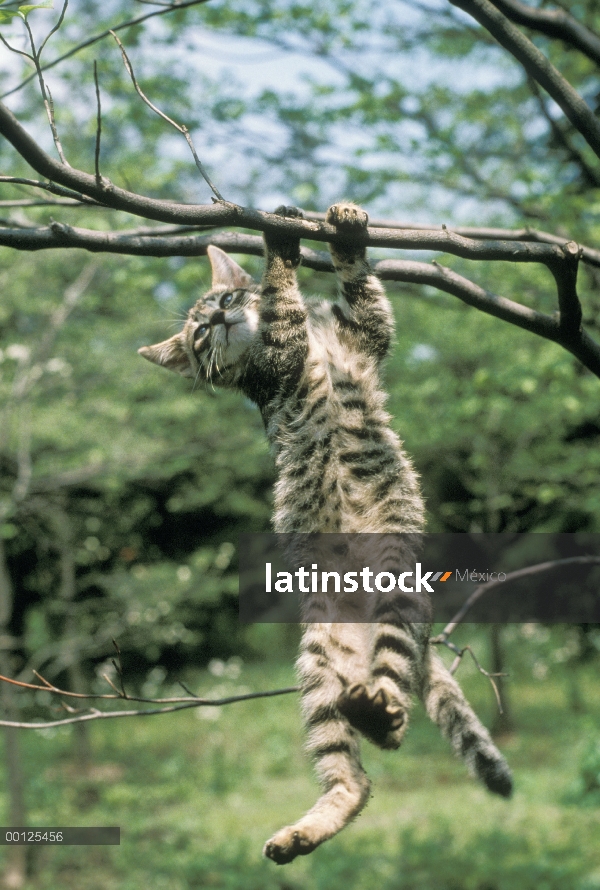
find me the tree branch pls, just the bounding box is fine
[0,222,598,373]
[0,178,101,207]
[490,0,600,67]
[527,77,600,190]
[449,0,600,159]
[93,60,102,186]
[109,30,224,201]
[431,556,600,640]
[0,0,215,101]
[434,639,506,711]
[0,670,300,729]
[22,0,71,166]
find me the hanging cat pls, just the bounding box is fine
[139,203,512,865]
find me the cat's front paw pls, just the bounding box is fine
[273,205,304,220]
[264,206,303,267]
[326,202,368,230]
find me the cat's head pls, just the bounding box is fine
[138,247,260,387]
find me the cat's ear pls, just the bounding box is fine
[138,335,194,378]
[207,245,254,289]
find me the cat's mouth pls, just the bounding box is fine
[197,319,253,381]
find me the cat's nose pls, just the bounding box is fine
[211,310,226,326]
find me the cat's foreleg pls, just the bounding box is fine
[250,207,309,395]
[264,623,371,865]
[326,202,394,362]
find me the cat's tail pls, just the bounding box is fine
[421,648,513,798]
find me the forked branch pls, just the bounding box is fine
[109,31,224,201]
[450,0,600,159]
[0,0,215,101]
[489,0,600,66]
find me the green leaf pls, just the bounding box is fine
[18,1,54,16]
[0,0,51,20]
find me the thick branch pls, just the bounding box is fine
[305,213,600,267]
[0,223,597,373]
[450,0,600,159]
[527,78,600,190]
[490,0,600,67]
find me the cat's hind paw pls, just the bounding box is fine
[326,202,368,229]
[338,682,406,750]
[263,826,319,865]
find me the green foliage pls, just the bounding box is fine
[0,0,52,25]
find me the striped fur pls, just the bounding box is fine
[139,202,512,865]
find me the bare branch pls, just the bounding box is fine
[0,670,300,729]
[0,176,101,205]
[109,30,224,201]
[0,220,598,373]
[431,556,600,640]
[434,638,506,712]
[527,78,600,190]
[38,0,69,58]
[1,0,215,101]
[490,0,600,67]
[305,212,600,266]
[450,0,600,159]
[22,10,70,165]
[0,198,85,208]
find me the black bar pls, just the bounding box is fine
[0,828,120,845]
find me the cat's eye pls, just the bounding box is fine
[194,324,209,341]
[220,293,234,308]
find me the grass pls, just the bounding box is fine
[1,643,599,890]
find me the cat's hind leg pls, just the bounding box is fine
[337,539,428,751]
[263,623,371,864]
[422,648,513,797]
[338,619,423,750]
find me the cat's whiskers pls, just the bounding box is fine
[192,362,204,393]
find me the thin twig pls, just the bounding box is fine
[0,32,31,61]
[0,199,86,208]
[430,555,600,640]
[0,690,302,730]
[0,176,101,205]
[38,0,69,58]
[111,639,127,698]
[93,60,102,186]
[1,0,214,101]
[0,671,300,706]
[22,9,70,166]
[0,669,300,729]
[109,30,224,201]
[434,638,506,712]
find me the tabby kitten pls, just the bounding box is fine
[139,203,512,865]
